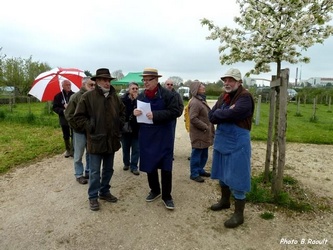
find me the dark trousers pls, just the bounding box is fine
[147,169,172,201]
[61,125,73,140]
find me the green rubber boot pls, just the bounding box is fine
[210,186,231,211]
[224,199,245,228]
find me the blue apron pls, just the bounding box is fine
[210,101,251,192]
[138,96,174,173]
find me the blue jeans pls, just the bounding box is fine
[190,148,208,178]
[73,132,90,178]
[88,152,115,200]
[121,134,139,171]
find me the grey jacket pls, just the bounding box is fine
[64,87,87,133]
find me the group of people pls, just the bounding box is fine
[52,67,254,229]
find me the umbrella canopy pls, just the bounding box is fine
[28,67,86,101]
[112,72,143,86]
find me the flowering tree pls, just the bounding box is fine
[201,0,333,77]
[201,0,333,196]
[167,76,183,86]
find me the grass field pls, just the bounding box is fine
[251,101,333,144]
[0,101,332,173]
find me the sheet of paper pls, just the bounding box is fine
[136,100,153,124]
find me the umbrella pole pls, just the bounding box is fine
[61,90,67,104]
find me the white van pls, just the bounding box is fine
[177,86,190,100]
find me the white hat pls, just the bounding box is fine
[221,68,242,82]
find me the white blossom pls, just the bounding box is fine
[201,0,333,76]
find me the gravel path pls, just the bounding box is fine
[1,110,332,250]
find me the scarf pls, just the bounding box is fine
[99,85,110,97]
[145,86,158,99]
[223,93,230,105]
[198,94,206,102]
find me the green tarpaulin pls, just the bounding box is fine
[112,72,143,85]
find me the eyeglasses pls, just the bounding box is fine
[88,83,95,87]
[141,77,156,83]
[166,84,173,86]
[131,87,138,90]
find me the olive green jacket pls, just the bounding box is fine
[73,85,126,154]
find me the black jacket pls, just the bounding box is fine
[121,93,140,136]
[137,84,181,125]
[52,90,74,126]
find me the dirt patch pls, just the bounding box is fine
[1,111,332,250]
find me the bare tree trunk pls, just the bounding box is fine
[9,98,13,112]
[296,96,301,116]
[274,69,289,196]
[312,97,317,121]
[271,87,279,193]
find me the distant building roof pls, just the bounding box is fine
[0,86,15,92]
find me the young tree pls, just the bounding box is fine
[201,0,333,195]
[112,70,124,80]
[2,56,51,96]
[201,0,333,77]
[23,57,51,95]
[0,47,6,85]
[166,76,184,86]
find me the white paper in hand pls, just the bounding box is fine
[136,100,153,124]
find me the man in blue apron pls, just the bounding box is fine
[209,68,254,228]
[133,68,181,210]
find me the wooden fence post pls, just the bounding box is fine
[255,95,261,125]
[329,96,332,112]
[264,76,278,183]
[311,97,317,121]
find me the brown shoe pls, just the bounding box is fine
[89,199,99,211]
[190,176,205,183]
[199,172,211,177]
[76,176,88,185]
[99,193,118,203]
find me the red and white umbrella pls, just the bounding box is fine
[28,67,86,102]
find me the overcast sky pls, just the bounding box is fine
[1,0,332,84]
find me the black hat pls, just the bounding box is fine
[91,68,116,81]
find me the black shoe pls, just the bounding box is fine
[200,172,211,177]
[99,193,118,203]
[76,176,88,184]
[64,150,71,158]
[163,199,175,210]
[190,176,205,183]
[146,192,161,202]
[84,172,89,179]
[187,157,191,161]
[131,169,140,175]
[89,199,99,211]
[123,165,129,171]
